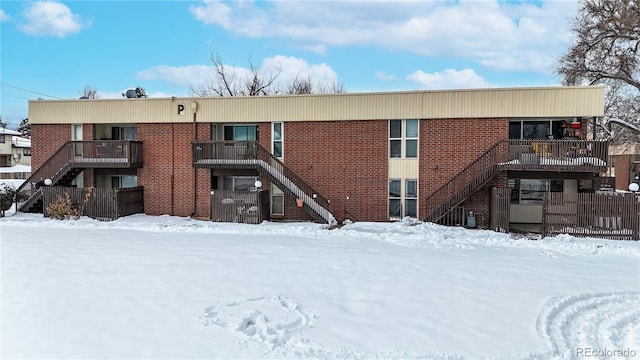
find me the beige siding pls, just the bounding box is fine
[0,136,12,155]
[388,159,420,179]
[29,86,605,125]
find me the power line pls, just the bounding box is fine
[0,82,64,99]
[0,92,31,100]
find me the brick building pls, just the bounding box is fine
[20,86,607,229]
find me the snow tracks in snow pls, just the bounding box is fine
[536,291,640,360]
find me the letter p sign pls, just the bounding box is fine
[177,104,186,115]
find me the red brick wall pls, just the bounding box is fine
[31,124,71,170]
[195,123,212,218]
[138,123,196,217]
[284,120,388,222]
[32,118,510,223]
[613,154,631,191]
[420,118,508,220]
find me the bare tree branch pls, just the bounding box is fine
[556,0,639,144]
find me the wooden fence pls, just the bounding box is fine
[211,190,269,224]
[42,186,144,221]
[542,192,639,240]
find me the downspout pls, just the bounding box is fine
[171,123,175,215]
[191,101,198,218]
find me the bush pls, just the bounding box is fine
[0,184,16,217]
[46,189,93,220]
[46,193,82,220]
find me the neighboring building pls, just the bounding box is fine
[22,86,607,229]
[0,127,31,167]
[610,144,640,191]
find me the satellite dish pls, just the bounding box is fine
[125,89,138,98]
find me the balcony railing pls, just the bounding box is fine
[193,140,336,225]
[503,139,608,172]
[15,140,143,212]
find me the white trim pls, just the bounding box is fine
[272,122,283,159]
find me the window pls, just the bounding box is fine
[405,179,417,218]
[389,120,402,158]
[405,119,418,158]
[0,135,4,144]
[112,126,137,140]
[223,176,258,191]
[389,178,418,219]
[224,125,257,141]
[271,184,284,216]
[272,122,283,158]
[72,124,83,141]
[23,148,31,156]
[389,119,418,158]
[509,179,563,204]
[389,179,401,218]
[509,119,574,140]
[111,175,137,189]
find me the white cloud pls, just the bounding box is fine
[137,55,339,92]
[0,9,10,22]
[18,1,90,37]
[406,69,493,90]
[137,65,217,87]
[262,55,338,83]
[188,0,580,73]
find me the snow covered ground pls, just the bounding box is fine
[1,211,639,359]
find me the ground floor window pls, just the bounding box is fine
[111,175,137,189]
[389,178,418,219]
[271,184,284,216]
[508,179,563,204]
[72,172,84,188]
[223,176,259,191]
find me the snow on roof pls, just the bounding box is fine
[12,136,31,148]
[0,164,31,173]
[0,128,21,136]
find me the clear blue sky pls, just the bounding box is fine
[0,0,580,128]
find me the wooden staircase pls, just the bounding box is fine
[193,141,337,227]
[15,141,143,213]
[424,141,507,223]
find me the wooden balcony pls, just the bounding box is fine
[71,140,144,168]
[502,139,608,172]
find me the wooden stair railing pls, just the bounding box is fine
[425,141,507,223]
[15,142,78,213]
[193,141,337,226]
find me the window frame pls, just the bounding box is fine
[272,122,283,159]
[271,184,284,216]
[389,119,419,158]
[223,125,257,141]
[388,178,418,220]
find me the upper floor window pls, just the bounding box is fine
[23,148,31,156]
[389,119,419,158]
[509,119,575,140]
[272,122,283,158]
[112,126,137,140]
[224,125,257,141]
[0,135,5,143]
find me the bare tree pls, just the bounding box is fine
[285,75,346,95]
[285,74,314,95]
[556,0,639,144]
[191,53,346,97]
[79,85,99,99]
[317,79,346,94]
[190,54,282,96]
